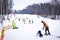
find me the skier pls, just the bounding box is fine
[41,21,51,35]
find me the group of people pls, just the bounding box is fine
[0,14,17,40]
[37,21,51,37]
[0,20,18,40]
[0,14,51,40]
[21,18,34,24]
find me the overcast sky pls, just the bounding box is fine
[13,0,51,10]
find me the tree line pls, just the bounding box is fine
[18,2,60,15]
[0,0,13,15]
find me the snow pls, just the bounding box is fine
[0,14,60,40]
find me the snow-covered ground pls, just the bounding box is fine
[0,14,60,40]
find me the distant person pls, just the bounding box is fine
[19,18,20,21]
[29,19,31,24]
[22,18,26,24]
[41,21,51,35]
[32,20,34,23]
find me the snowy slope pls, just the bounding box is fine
[1,14,60,40]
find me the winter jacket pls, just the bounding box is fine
[12,21,16,28]
[43,21,48,27]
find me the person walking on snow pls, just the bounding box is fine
[41,21,51,35]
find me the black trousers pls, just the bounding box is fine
[45,27,50,34]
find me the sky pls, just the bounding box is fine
[13,0,51,10]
